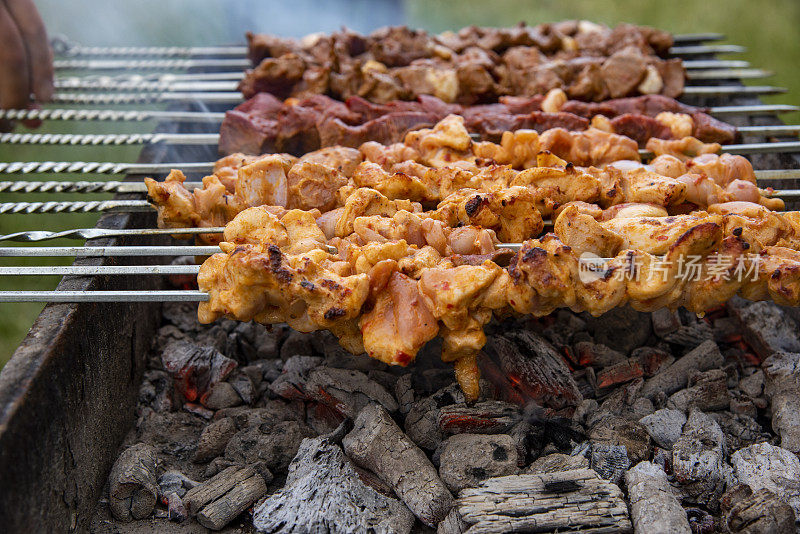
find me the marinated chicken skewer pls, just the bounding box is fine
[147,115,782,241]
[197,200,800,400]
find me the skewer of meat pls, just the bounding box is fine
[196,200,800,399]
[241,23,683,104]
[148,115,781,241]
[220,91,736,155]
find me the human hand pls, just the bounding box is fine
[0,0,53,131]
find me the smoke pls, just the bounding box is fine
[37,0,407,46]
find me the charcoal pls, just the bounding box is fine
[438,434,518,492]
[203,457,237,479]
[712,316,740,343]
[135,411,205,461]
[589,415,651,464]
[721,485,796,534]
[157,470,197,500]
[571,399,599,427]
[183,402,214,420]
[641,340,724,399]
[183,465,267,530]
[730,442,800,517]
[165,492,188,522]
[589,443,630,484]
[651,308,681,338]
[728,396,758,419]
[107,443,159,522]
[405,383,466,451]
[455,469,632,533]
[394,373,415,414]
[626,461,691,534]
[762,351,800,453]
[274,363,398,424]
[484,331,582,410]
[524,452,589,474]
[738,369,765,398]
[137,369,176,414]
[672,410,730,508]
[304,367,398,415]
[632,346,674,377]
[437,508,468,534]
[666,369,730,413]
[595,358,643,390]
[202,381,243,410]
[231,321,285,361]
[438,400,520,436]
[224,419,315,473]
[162,302,202,332]
[227,371,255,405]
[215,399,304,429]
[639,408,686,449]
[279,329,316,360]
[193,417,237,464]
[343,404,453,527]
[709,412,768,451]
[587,306,651,353]
[660,315,714,348]
[728,299,800,359]
[161,340,237,403]
[254,435,414,533]
[508,422,533,467]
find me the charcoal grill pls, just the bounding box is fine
[0,32,799,532]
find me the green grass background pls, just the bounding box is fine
[0,0,798,366]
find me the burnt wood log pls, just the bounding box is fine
[196,472,267,530]
[722,485,796,534]
[254,435,414,533]
[343,404,453,527]
[730,442,800,518]
[672,410,730,509]
[483,332,582,410]
[107,443,159,522]
[625,461,690,534]
[761,351,800,453]
[183,465,258,515]
[455,469,632,533]
[437,401,520,435]
[728,299,800,359]
[640,340,723,399]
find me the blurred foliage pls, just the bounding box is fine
[1,0,798,366]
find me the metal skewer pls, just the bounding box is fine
[54,58,251,71]
[0,186,797,216]
[55,44,250,57]
[0,265,202,276]
[50,41,735,59]
[54,79,240,92]
[0,180,203,194]
[671,33,725,43]
[0,108,225,123]
[669,44,746,55]
[0,132,219,146]
[40,85,788,107]
[3,103,797,125]
[0,245,220,256]
[682,85,786,96]
[49,92,244,105]
[686,69,772,80]
[0,227,225,242]
[0,161,214,176]
[0,290,210,302]
[5,131,800,155]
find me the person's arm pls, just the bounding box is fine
[0,0,53,129]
